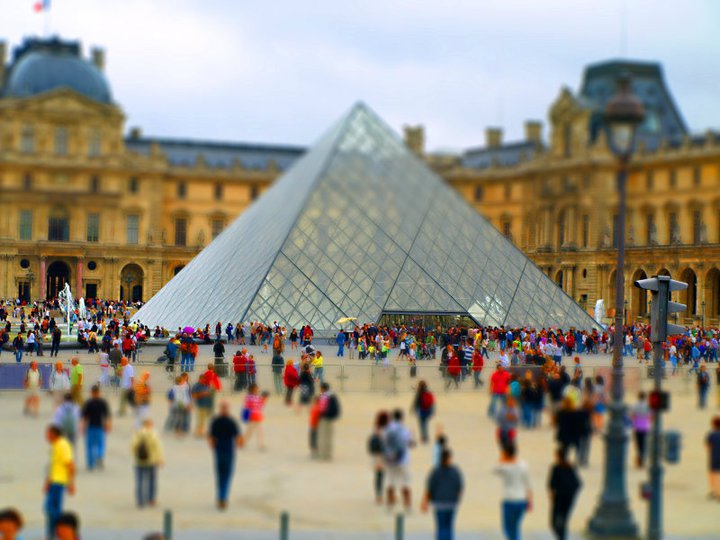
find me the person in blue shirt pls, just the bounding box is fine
[690,345,701,374]
[421,449,463,540]
[336,329,346,358]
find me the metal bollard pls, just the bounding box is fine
[279,511,289,540]
[163,509,173,540]
[395,513,404,540]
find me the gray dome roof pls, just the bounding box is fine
[3,38,112,104]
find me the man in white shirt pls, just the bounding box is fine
[118,357,134,416]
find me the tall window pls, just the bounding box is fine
[48,209,70,241]
[19,210,33,240]
[211,218,224,239]
[90,175,100,193]
[646,213,655,244]
[177,181,187,199]
[474,186,484,202]
[581,215,589,247]
[214,183,223,201]
[646,170,654,191]
[22,173,33,191]
[668,212,678,244]
[21,124,34,153]
[504,184,512,201]
[128,177,139,193]
[669,169,677,189]
[562,123,572,157]
[502,220,512,239]
[54,126,68,156]
[126,214,139,245]
[86,213,100,242]
[88,128,101,157]
[693,166,701,186]
[693,210,702,244]
[557,211,565,248]
[174,218,187,246]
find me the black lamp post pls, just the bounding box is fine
[26,270,35,302]
[588,74,645,538]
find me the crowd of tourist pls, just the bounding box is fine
[3,302,720,539]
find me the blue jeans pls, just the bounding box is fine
[521,402,534,428]
[502,500,527,540]
[15,349,23,362]
[434,508,456,540]
[136,466,156,506]
[488,393,506,418]
[699,387,708,409]
[418,409,432,443]
[45,483,65,539]
[623,344,632,357]
[215,451,235,503]
[337,344,344,357]
[86,426,105,469]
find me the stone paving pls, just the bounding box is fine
[0,345,718,539]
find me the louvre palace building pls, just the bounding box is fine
[1,36,718,327]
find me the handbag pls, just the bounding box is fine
[241,407,250,422]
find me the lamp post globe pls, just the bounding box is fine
[588,73,645,538]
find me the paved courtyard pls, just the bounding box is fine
[0,346,718,539]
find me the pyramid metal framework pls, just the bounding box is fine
[134,103,599,332]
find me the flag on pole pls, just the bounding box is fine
[33,0,50,12]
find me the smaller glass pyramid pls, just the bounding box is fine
[134,103,599,332]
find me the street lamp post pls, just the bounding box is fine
[624,299,628,326]
[124,275,134,302]
[701,300,706,329]
[588,74,645,538]
[26,270,35,303]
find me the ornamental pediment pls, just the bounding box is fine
[4,88,123,119]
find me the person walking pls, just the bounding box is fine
[271,351,284,395]
[23,360,42,416]
[412,381,435,444]
[50,362,71,405]
[283,360,299,406]
[421,448,464,540]
[383,409,416,511]
[232,349,248,392]
[630,391,651,468]
[51,326,62,357]
[316,382,341,460]
[698,364,711,409]
[134,371,152,428]
[209,401,244,509]
[130,419,163,508]
[53,394,80,448]
[44,424,75,540]
[706,415,720,499]
[81,385,111,471]
[547,447,582,540]
[336,329,346,357]
[494,442,532,540]
[368,410,389,504]
[118,357,135,417]
[12,332,24,363]
[192,374,215,438]
[488,364,510,418]
[242,384,269,451]
[69,358,84,405]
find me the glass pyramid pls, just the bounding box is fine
[134,103,599,332]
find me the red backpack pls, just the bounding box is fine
[420,391,434,411]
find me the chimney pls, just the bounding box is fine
[0,41,6,89]
[91,47,105,71]
[524,120,542,143]
[129,127,143,139]
[403,125,425,155]
[485,127,502,148]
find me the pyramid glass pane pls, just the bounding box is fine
[134,103,598,333]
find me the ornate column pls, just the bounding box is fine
[565,205,577,249]
[76,258,83,297]
[39,257,47,300]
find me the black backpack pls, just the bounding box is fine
[136,437,150,461]
[324,394,341,420]
[368,433,383,454]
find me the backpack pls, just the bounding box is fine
[368,433,383,455]
[420,391,434,412]
[324,394,341,420]
[136,436,150,461]
[383,426,406,465]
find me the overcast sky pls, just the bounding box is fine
[3,0,719,151]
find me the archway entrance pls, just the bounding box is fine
[631,269,648,318]
[680,268,697,316]
[555,270,564,291]
[47,261,71,299]
[705,268,720,320]
[120,264,144,302]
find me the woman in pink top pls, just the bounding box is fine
[242,384,268,450]
[630,391,651,468]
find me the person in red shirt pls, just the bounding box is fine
[446,349,461,389]
[203,364,222,392]
[472,349,485,388]
[488,364,511,417]
[232,350,248,392]
[283,360,299,406]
